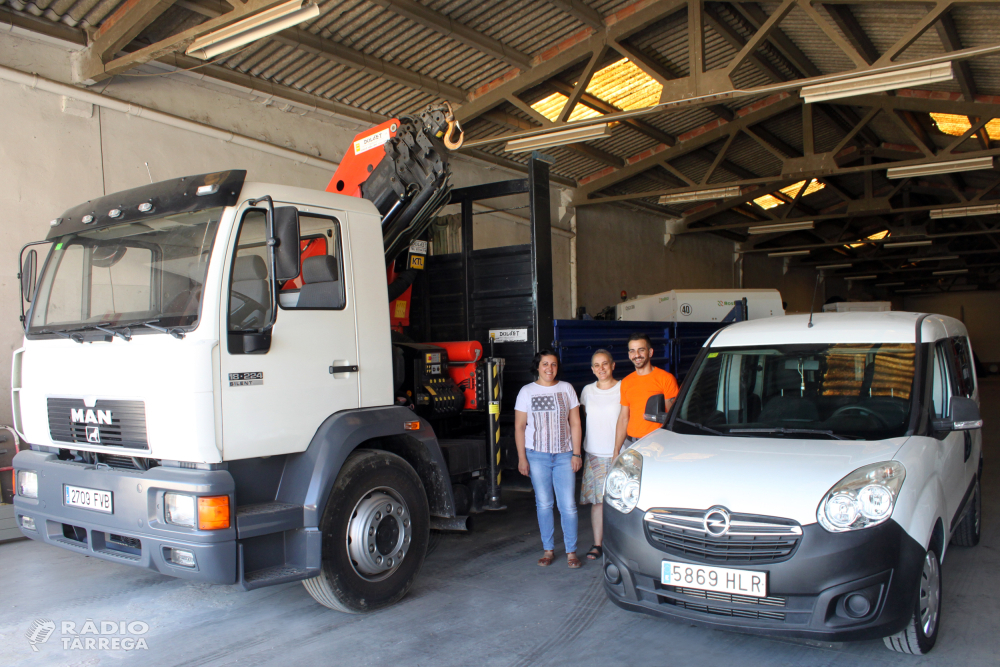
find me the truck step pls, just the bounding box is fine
[240,564,318,591]
[236,502,303,539]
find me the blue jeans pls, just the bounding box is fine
[526,450,578,553]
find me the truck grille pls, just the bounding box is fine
[47,398,149,450]
[644,508,802,564]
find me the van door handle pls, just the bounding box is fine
[329,365,359,374]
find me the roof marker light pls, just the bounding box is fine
[108,208,122,218]
[81,214,95,224]
[49,218,62,227]
[138,202,153,213]
[197,184,220,196]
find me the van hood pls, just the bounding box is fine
[630,431,908,526]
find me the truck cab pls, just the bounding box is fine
[12,169,460,612]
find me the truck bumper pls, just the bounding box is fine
[12,450,237,585]
[602,501,926,642]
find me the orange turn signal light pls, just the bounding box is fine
[198,495,230,530]
[403,420,421,431]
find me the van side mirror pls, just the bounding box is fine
[21,249,37,303]
[272,206,300,281]
[932,396,983,432]
[644,394,668,424]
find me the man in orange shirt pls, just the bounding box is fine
[613,333,679,457]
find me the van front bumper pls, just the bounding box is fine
[12,450,237,584]
[602,501,926,642]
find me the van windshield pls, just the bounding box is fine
[673,343,917,441]
[28,208,222,334]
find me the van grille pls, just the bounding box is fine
[47,398,148,450]
[644,508,802,564]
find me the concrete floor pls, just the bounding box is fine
[3,383,999,667]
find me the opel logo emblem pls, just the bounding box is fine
[703,507,731,536]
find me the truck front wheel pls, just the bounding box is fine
[303,450,429,613]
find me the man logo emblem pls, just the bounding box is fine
[86,426,101,444]
[703,507,731,536]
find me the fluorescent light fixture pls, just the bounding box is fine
[896,288,923,293]
[885,240,932,248]
[659,186,742,205]
[929,204,1000,219]
[933,268,969,275]
[768,250,811,257]
[505,123,611,152]
[747,221,815,235]
[876,282,905,287]
[886,156,995,179]
[908,255,958,262]
[847,275,878,280]
[801,63,953,103]
[817,263,852,269]
[186,0,320,60]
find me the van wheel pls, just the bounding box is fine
[303,450,429,613]
[951,478,981,547]
[883,549,941,655]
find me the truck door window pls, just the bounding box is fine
[228,210,273,332]
[278,214,346,310]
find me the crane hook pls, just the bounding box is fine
[442,101,464,150]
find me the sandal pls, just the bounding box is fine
[567,553,582,569]
[586,545,603,560]
[538,551,555,567]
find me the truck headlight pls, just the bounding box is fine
[818,461,905,532]
[606,450,643,514]
[165,493,196,528]
[17,470,38,498]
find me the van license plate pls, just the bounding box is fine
[661,561,767,597]
[65,485,113,513]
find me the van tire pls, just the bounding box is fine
[303,450,429,613]
[951,478,981,547]
[883,548,941,655]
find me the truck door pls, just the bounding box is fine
[219,206,359,459]
[928,341,968,524]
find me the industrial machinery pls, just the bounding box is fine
[10,102,545,614]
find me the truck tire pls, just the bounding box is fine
[883,548,941,655]
[951,477,981,547]
[303,449,429,613]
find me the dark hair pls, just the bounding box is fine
[531,349,559,377]
[628,333,652,348]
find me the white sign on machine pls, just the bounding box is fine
[615,289,784,322]
[490,329,528,343]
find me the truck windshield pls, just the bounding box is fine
[29,208,222,334]
[673,343,917,441]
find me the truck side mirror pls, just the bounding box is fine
[644,394,668,424]
[272,206,300,281]
[21,249,37,303]
[932,396,983,432]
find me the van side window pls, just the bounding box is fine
[950,336,975,398]
[930,342,955,419]
[228,210,272,332]
[278,214,345,310]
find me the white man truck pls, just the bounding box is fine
[11,105,512,613]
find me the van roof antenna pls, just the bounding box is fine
[145,162,153,184]
[808,272,821,328]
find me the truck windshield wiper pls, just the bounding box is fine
[728,427,849,440]
[674,418,728,437]
[40,328,83,344]
[132,319,185,339]
[91,324,132,341]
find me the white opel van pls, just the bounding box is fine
[602,312,983,655]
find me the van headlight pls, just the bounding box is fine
[606,450,643,514]
[818,461,905,532]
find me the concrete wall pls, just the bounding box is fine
[903,291,1000,364]
[576,205,738,316]
[0,32,572,431]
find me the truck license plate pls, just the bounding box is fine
[661,561,767,597]
[64,485,113,514]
